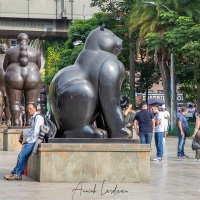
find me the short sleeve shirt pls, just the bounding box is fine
[177,112,189,133]
[163,110,170,125]
[154,112,165,132]
[135,109,154,133]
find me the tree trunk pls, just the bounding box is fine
[155,47,170,110]
[130,39,135,108]
[145,87,149,105]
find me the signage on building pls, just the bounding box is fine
[141,93,184,102]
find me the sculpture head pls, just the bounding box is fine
[18,33,29,43]
[0,43,8,54]
[85,24,122,56]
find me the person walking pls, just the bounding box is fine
[151,104,165,161]
[192,111,200,161]
[134,101,155,145]
[4,103,44,180]
[177,107,189,158]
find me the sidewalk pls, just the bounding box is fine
[0,137,200,200]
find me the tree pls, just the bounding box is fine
[165,17,200,107]
[129,2,179,112]
[42,39,65,85]
[135,58,161,103]
[128,0,200,128]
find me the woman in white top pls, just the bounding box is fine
[192,111,200,161]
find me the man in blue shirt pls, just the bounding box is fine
[134,102,155,145]
[4,103,44,180]
[177,107,189,158]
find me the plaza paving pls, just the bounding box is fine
[0,137,200,200]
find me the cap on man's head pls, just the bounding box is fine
[162,104,165,109]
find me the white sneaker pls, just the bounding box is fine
[151,157,162,161]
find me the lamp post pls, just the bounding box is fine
[143,2,174,130]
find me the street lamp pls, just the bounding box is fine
[143,2,174,130]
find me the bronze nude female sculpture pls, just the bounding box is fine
[3,33,42,126]
[49,25,132,138]
[0,44,11,125]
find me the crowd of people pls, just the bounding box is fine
[123,100,199,161]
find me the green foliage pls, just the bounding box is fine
[42,40,65,85]
[135,59,161,93]
[145,32,163,51]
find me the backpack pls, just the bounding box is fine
[34,114,57,142]
[43,117,57,139]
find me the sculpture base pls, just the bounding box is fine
[3,126,31,151]
[48,138,140,143]
[28,141,150,183]
[0,126,7,147]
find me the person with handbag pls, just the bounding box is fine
[177,107,189,158]
[192,111,200,161]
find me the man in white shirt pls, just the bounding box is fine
[161,104,170,146]
[4,103,44,180]
[151,104,165,161]
[162,104,170,138]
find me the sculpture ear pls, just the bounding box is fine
[100,24,105,31]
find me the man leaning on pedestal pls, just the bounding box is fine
[4,103,44,180]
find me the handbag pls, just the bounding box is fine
[192,139,200,150]
[182,127,190,137]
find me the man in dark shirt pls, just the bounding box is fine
[177,107,189,158]
[134,102,155,145]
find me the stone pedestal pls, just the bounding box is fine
[28,140,150,183]
[3,126,30,152]
[0,126,7,148]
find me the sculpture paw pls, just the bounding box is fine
[120,127,132,139]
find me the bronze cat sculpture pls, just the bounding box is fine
[49,25,132,138]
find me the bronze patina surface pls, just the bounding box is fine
[3,33,42,126]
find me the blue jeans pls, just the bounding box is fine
[177,134,186,157]
[139,132,152,145]
[11,143,35,176]
[155,132,164,158]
